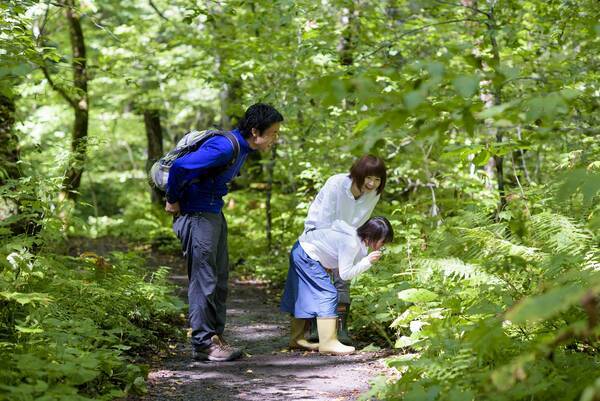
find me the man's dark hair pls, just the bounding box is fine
[349,155,387,195]
[357,216,394,245]
[238,103,284,138]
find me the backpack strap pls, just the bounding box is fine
[220,131,241,167]
[187,130,241,186]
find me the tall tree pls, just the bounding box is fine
[0,95,20,185]
[40,0,89,200]
[143,109,164,205]
[0,0,49,236]
[0,0,39,184]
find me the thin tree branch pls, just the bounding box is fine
[84,14,122,42]
[149,0,170,21]
[40,64,77,108]
[35,0,76,108]
[358,18,486,61]
[35,1,51,46]
[510,152,530,215]
[499,76,547,88]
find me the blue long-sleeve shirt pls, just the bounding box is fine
[165,129,253,214]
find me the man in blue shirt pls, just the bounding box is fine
[165,103,283,361]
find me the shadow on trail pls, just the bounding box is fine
[67,238,393,400]
[124,248,394,401]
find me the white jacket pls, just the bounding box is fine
[299,220,371,281]
[304,173,379,231]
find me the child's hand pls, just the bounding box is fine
[368,251,382,263]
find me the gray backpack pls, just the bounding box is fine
[150,129,240,192]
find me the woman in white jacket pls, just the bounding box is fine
[280,217,394,355]
[305,154,387,345]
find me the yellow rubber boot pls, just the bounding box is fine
[289,318,319,351]
[317,317,355,355]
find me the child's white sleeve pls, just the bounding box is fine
[338,241,371,281]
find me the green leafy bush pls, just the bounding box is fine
[1,206,184,401]
[357,171,600,401]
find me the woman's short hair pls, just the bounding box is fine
[357,216,394,244]
[349,155,387,195]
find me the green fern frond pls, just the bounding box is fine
[422,348,479,384]
[455,227,543,262]
[447,210,493,228]
[583,250,600,271]
[416,257,502,286]
[530,212,591,256]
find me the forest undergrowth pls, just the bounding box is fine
[2,1,600,400]
[1,150,599,401]
[0,179,186,400]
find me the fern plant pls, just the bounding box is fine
[359,177,600,401]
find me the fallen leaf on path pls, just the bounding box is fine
[360,343,382,352]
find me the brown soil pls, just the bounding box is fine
[71,237,396,401]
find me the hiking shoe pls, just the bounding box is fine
[192,336,242,362]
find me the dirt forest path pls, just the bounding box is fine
[131,246,396,401]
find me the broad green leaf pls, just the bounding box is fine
[353,117,377,134]
[453,75,479,98]
[0,292,51,305]
[559,88,581,100]
[426,61,445,77]
[394,335,422,348]
[398,288,438,303]
[359,343,381,352]
[472,150,490,166]
[442,144,483,158]
[386,353,420,368]
[497,65,520,81]
[462,107,476,135]
[557,169,600,207]
[506,283,587,323]
[476,101,517,119]
[15,325,44,334]
[404,91,425,110]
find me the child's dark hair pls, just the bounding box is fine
[349,155,387,195]
[238,103,284,138]
[357,216,394,244]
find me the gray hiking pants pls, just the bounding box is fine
[173,212,228,349]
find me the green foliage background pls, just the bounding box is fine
[1,0,599,400]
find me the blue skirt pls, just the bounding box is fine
[280,241,338,318]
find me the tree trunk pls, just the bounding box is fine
[144,109,164,205]
[0,94,41,236]
[0,95,20,184]
[338,1,358,68]
[486,6,506,213]
[0,94,20,231]
[338,1,359,109]
[60,0,89,200]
